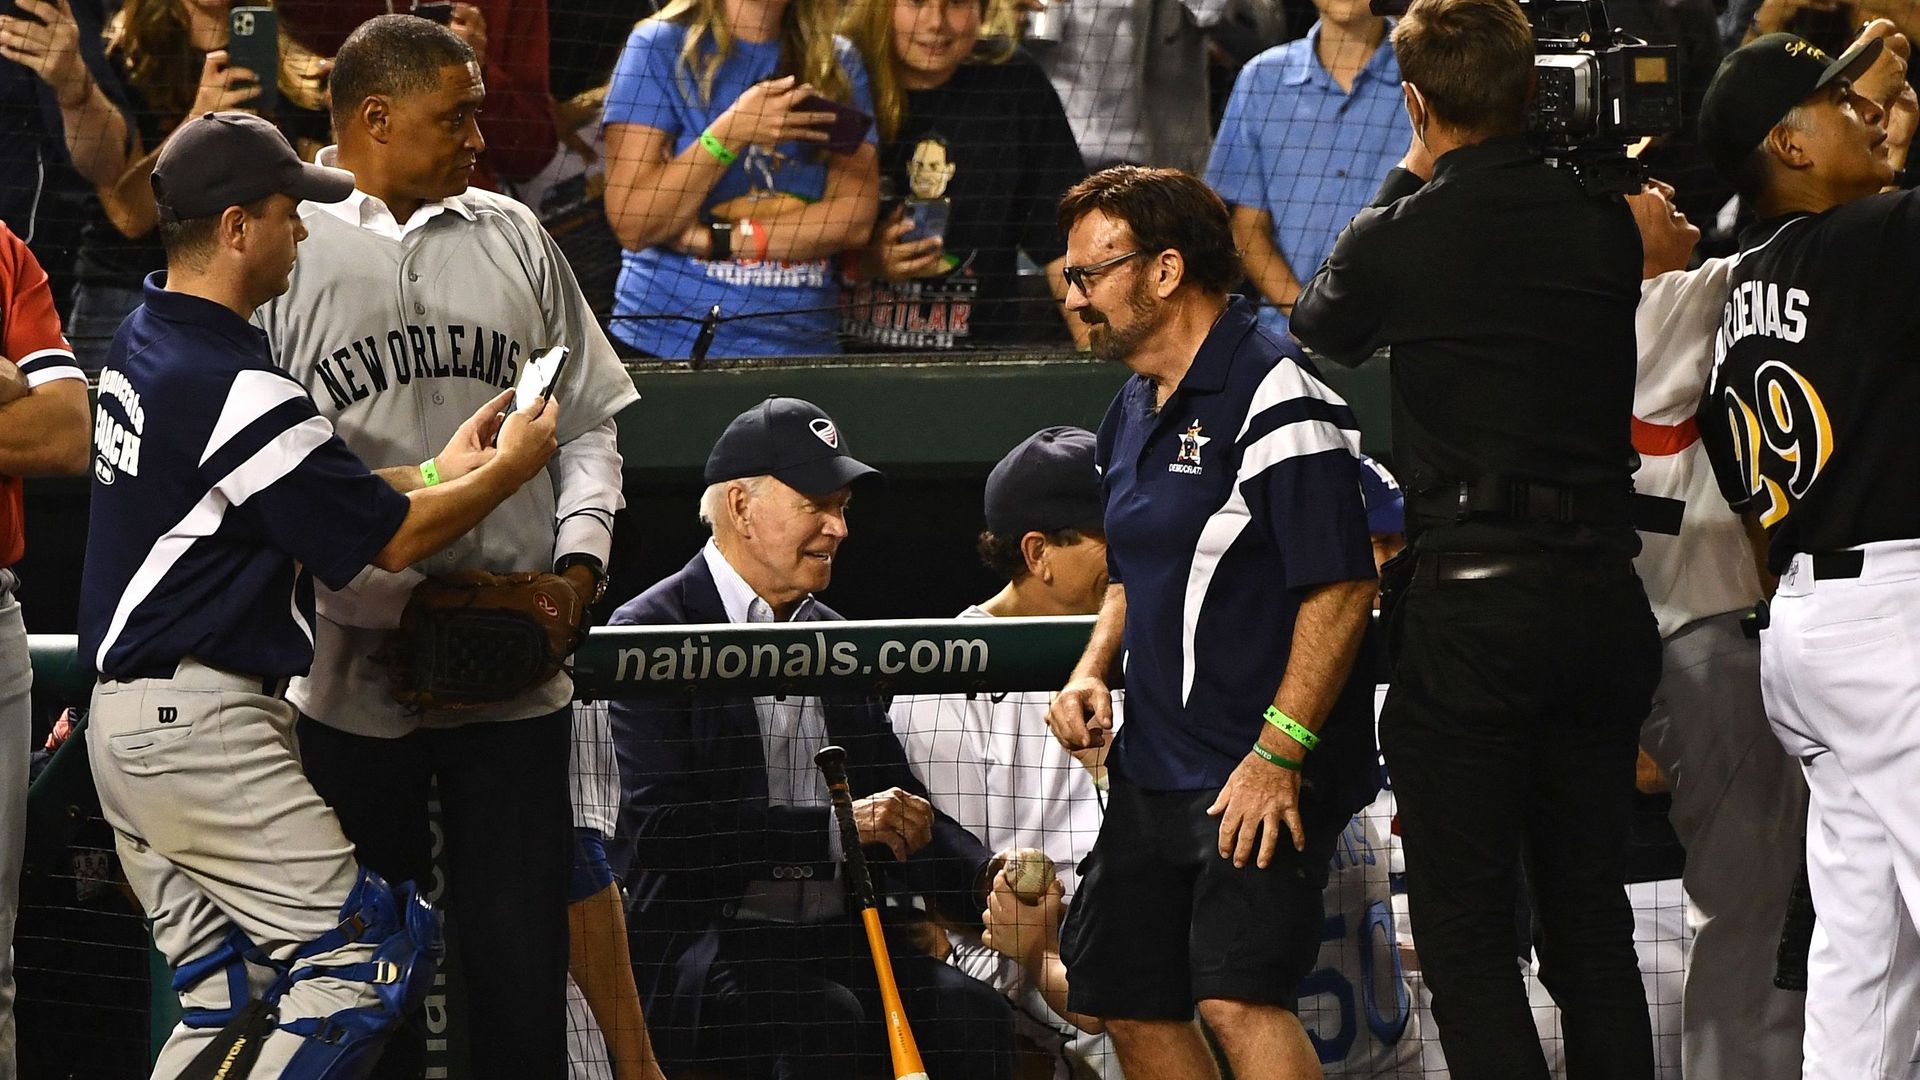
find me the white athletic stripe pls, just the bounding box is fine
[1178,361,1362,707]
[17,348,82,388]
[290,564,313,647]
[96,417,334,669]
[200,370,310,467]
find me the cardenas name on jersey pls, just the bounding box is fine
[308,322,529,412]
[1716,278,1810,358]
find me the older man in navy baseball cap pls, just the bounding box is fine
[605,400,1015,1078]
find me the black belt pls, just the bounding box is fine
[1408,478,1634,528]
[1412,551,1638,585]
[1809,550,1864,580]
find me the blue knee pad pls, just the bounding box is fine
[171,868,441,1080]
[274,867,443,1080]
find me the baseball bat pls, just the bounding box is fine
[814,745,930,1080]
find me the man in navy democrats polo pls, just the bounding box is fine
[1046,166,1380,1080]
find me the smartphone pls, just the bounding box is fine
[498,346,569,442]
[410,0,455,24]
[796,94,872,156]
[226,6,278,112]
[902,197,951,244]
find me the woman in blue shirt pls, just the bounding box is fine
[602,0,880,359]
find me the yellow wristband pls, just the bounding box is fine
[1263,706,1319,751]
[419,458,442,487]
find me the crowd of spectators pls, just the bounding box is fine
[0,0,1744,363]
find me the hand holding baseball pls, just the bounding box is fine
[981,870,1064,966]
[991,846,1059,905]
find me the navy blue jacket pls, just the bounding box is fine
[607,552,993,1012]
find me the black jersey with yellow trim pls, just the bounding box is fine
[1699,189,1920,573]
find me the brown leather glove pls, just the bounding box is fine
[384,570,586,711]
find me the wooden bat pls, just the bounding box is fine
[815,745,930,1080]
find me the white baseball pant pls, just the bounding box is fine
[87,660,388,1078]
[1762,539,1920,1079]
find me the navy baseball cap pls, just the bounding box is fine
[151,112,356,224]
[985,426,1104,537]
[705,397,882,495]
[1699,33,1885,178]
[1358,455,1405,536]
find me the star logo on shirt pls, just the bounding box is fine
[1176,420,1210,466]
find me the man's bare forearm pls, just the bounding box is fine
[1070,583,1127,682]
[1270,578,1375,733]
[0,381,89,477]
[1229,205,1303,314]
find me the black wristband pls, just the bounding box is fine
[554,553,608,608]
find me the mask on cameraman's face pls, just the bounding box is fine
[1404,83,1433,148]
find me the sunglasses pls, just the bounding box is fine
[1061,250,1144,295]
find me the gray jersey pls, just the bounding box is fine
[255,182,639,735]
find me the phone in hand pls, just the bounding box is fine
[496,346,569,444]
[226,6,278,112]
[901,197,951,244]
[410,0,455,24]
[796,93,871,156]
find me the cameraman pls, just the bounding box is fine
[1290,0,1662,1075]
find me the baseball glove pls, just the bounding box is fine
[385,570,587,711]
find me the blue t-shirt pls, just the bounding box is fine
[1097,298,1377,798]
[1204,24,1406,338]
[80,276,411,679]
[603,20,876,360]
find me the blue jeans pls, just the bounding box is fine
[66,283,144,367]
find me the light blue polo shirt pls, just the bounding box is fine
[1205,24,1407,337]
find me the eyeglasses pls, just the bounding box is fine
[1061,250,1144,295]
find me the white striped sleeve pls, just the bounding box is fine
[17,348,83,388]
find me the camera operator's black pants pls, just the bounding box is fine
[1380,554,1661,1079]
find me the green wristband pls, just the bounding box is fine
[698,130,738,166]
[1251,742,1302,772]
[1264,706,1319,751]
[419,458,442,487]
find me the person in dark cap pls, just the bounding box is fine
[605,397,1015,1080]
[894,425,1117,1075]
[77,110,562,1076]
[1693,24,1920,1080]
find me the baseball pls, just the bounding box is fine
[1000,847,1056,905]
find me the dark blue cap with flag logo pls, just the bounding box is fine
[704,396,882,495]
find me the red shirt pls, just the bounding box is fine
[277,1,559,183]
[0,223,83,568]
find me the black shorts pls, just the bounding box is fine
[1059,771,1343,1020]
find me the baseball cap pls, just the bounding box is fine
[1699,33,1885,178]
[704,397,883,495]
[151,112,356,224]
[984,426,1103,538]
[1358,455,1405,536]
